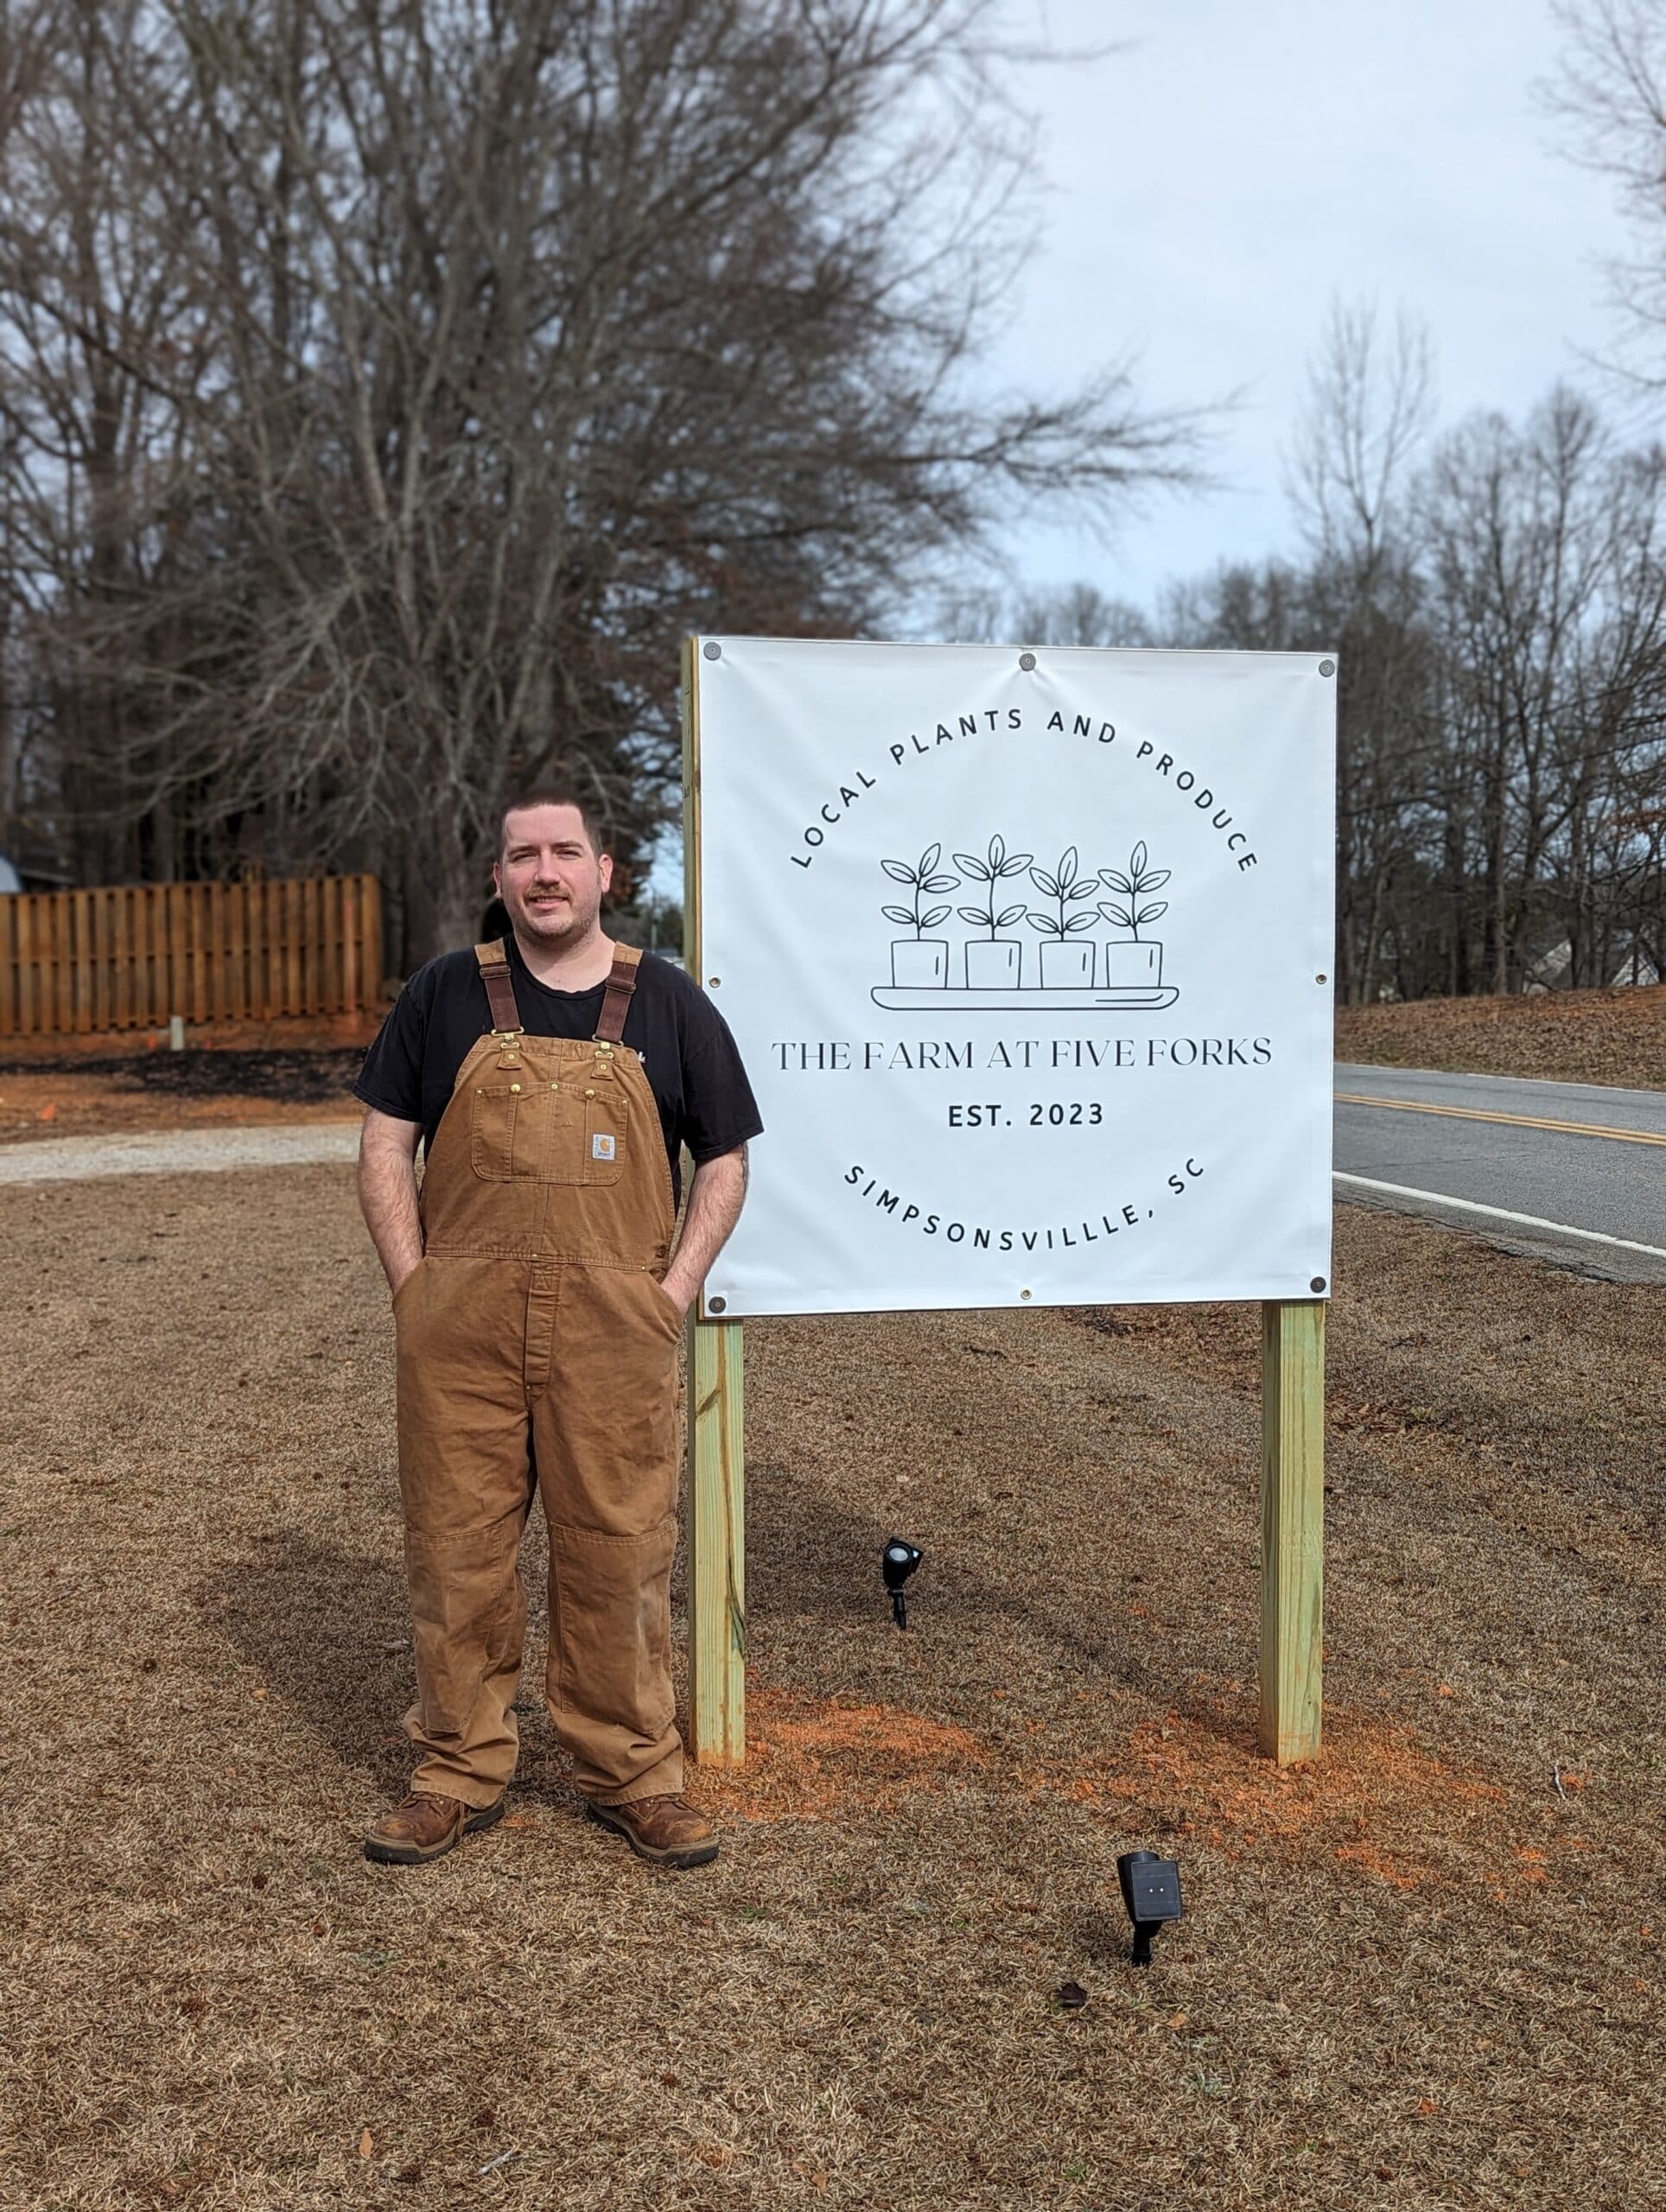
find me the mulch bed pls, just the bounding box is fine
[1337,984,1666,1090]
[0,1050,366,1145]
[0,1170,1659,2209]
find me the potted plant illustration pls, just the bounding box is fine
[881,843,958,987]
[955,834,1033,988]
[1027,845,1099,987]
[1097,842,1170,988]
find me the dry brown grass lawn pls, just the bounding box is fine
[1,1170,1661,2209]
[1337,983,1666,1090]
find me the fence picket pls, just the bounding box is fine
[0,893,15,1033]
[341,877,359,1016]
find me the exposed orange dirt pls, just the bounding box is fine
[704,1687,1575,1908]
[0,1077,361,1142]
[0,1027,371,1143]
[703,1691,989,1821]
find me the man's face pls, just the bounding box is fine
[494,804,613,950]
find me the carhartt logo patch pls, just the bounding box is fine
[592,1133,617,1161]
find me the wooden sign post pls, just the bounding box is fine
[687,1319,746,1764]
[1259,1299,1325,1764]
[679,635,1327,1771]
[682,637,747,1765]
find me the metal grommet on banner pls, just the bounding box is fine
[1020,1288,1032,1300]
[1319,658,1336,677]
[703,640,722,660]
[1019,651,1037,671]
[708,1296,728,1314]
[1310,1277,1327,1294]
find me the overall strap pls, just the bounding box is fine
[595,942,643,1043]
[474,940,523,1034]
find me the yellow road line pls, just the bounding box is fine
[1335,1093,1666,1148]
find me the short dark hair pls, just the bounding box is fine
[498,788,608,859]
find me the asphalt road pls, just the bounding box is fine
[1334,1062,1666,1285]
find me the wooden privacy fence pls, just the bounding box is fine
[0,874,384,1039]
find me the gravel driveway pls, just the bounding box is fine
[0,1121,359,1183]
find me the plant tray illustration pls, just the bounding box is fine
[873,838,1180,1013]
[871,982,1180,1011]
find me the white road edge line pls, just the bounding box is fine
[1333,1172,1666,1262]
[1336,1065,1666,1104]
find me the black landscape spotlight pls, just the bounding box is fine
[1116,1850,1184,1967]
[881,1538,923,1629]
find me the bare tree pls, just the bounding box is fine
[0,0,1205,961]
[1280,299,1438,1001]
[934,577,1151,647]
[1031,358,1666,1003]
[1544,0,1666,388]
[1285,296,1434,571]
[1423,394,1629,991]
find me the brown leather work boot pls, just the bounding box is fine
[587,1793,719,1869]
[363,1790,505,1866]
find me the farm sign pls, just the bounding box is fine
[691,639,1336,1317]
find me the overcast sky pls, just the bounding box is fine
[652,0,1638,894]
[975,0,1636,608]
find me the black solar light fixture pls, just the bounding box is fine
[881,1538,923,1629]
[1116,1850,1184,1967]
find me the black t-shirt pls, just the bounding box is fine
[353,938,761,1202]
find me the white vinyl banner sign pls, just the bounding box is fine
[695,639,1335,1317]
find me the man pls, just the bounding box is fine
[353,793,760,1870]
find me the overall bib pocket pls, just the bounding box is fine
[469,1084,542,1180]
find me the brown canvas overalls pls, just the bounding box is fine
[391,939,684,1809]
